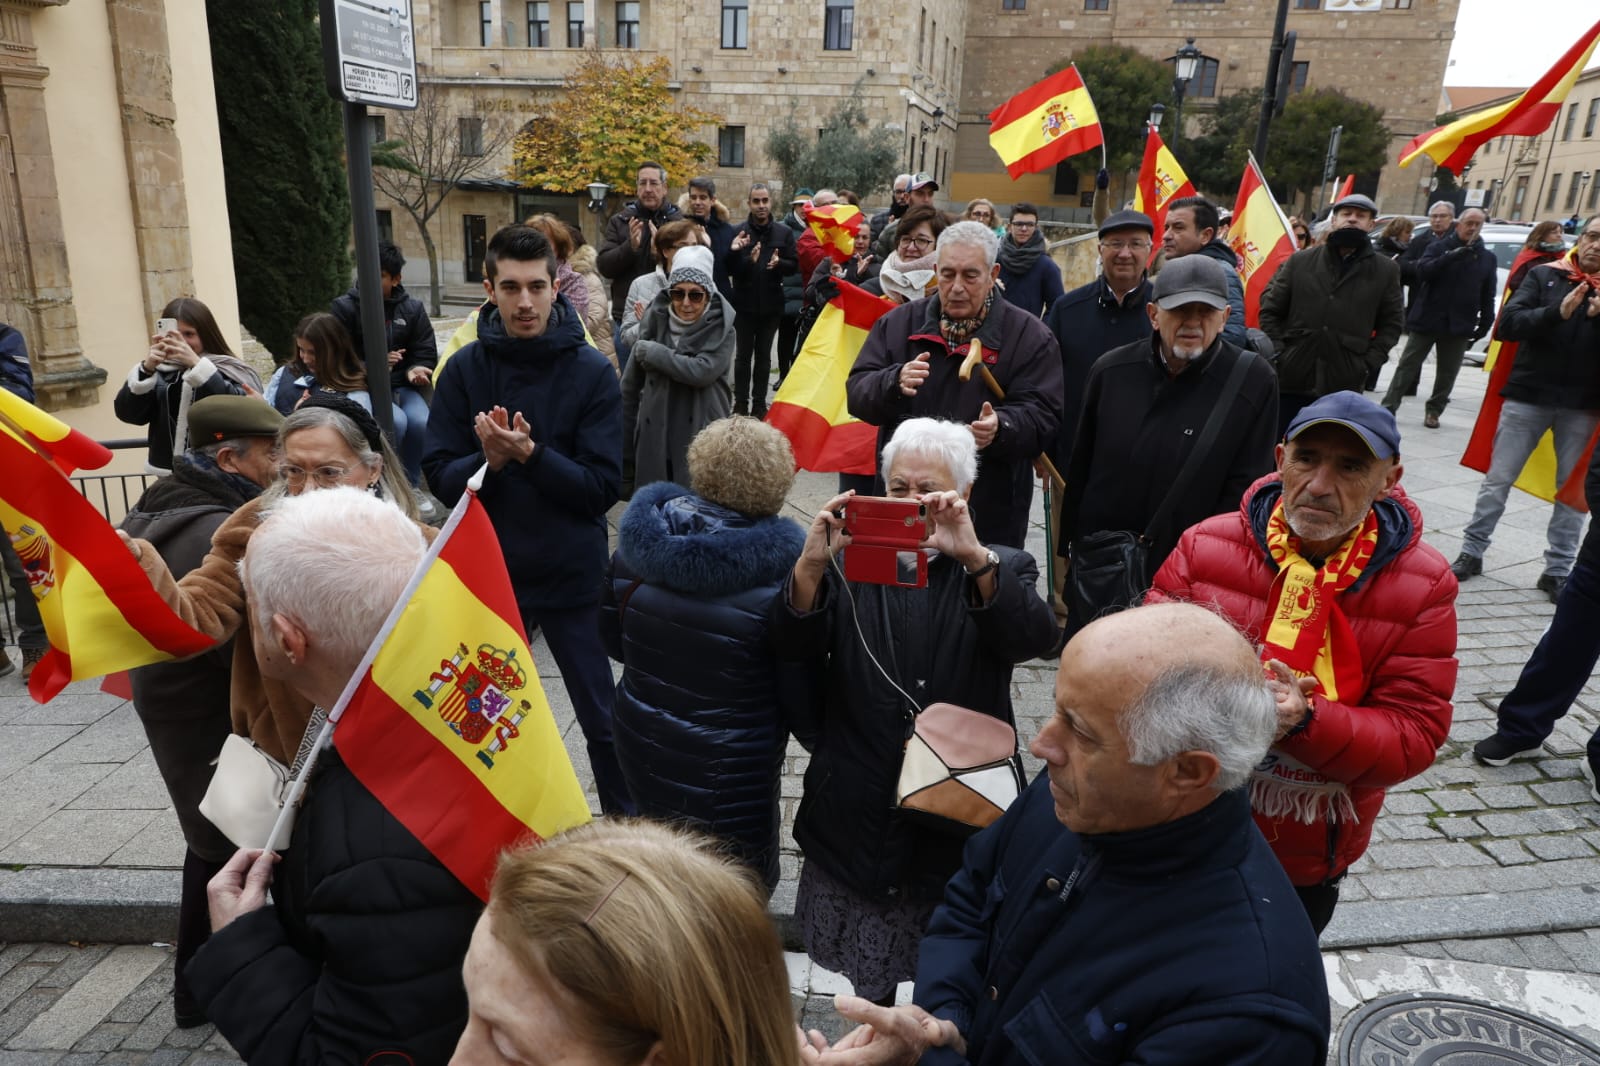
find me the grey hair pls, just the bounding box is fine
[893,173,911,190]
[937,221,1001,270]
[192,436,257,462]
[881,417,979,494]
[1120,664,1277,792]
[240,486,427,667]
[1427,201,1456,216]
[259,404,419,522]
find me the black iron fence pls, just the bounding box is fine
[3,439,153,652]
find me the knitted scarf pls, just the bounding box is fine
[878,249,937,304]
[996,228,1046,278]
[940,287,996,350]
[1249,501,1380,826]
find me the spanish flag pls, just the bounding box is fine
[1462,249,1598,512]
[1400,18,1600,171]
[1333,174,1355,201]
[988,65,1103,180]
[1132,126,1195,267]
[1229,153,1297,329]
[332,477,591,899]
[766,280,892,475]
[805,203,864,264]
[0,392,214,701]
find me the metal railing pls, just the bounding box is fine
[3,439,154,651]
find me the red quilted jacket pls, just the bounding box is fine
[1148,473,1458,885]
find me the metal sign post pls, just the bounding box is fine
[318,0,419,442]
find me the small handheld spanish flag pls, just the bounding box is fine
[804,203,864,264]
[988,65,1104,180]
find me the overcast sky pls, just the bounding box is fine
[1445,0,1600,87]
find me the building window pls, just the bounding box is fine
[1569,172,1587,210]
[1290,61,1309,93]
[1547,175,1563,211]
[1171,0,1222,4]
[1589,176,1600,211]
[479,1,493,45]
[1294,0,1319,7]
[376,209,394,247]
[566,1,584,45]
[614,0,639,46]
[1382,0,1412,8]
[718,126,745,167]
[1186,56,1220,97]
[1005,0,1027,9]
[918,8,925,66]
[1564,102,1580,141]
[930,19,938,71]
[527,2,550,45]
[1053,164,1080,196]
[721,0,747,47]
[1082,0,1107,8]
[1586,98,1600,138]
[459,117,485,157]
[367,115,387,143]
[824,0,853,50]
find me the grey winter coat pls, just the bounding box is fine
[621,291,736,494]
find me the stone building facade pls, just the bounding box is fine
[0,0,238,434]
[1464,69,1600,225]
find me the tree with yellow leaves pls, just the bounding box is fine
[510,51,721,196]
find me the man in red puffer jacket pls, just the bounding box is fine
[1148,391,1458,936]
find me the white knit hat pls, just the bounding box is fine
[668,245,716,291]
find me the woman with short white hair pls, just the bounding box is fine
[773,417,1057,1005]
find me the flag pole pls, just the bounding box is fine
[258,463,491,852]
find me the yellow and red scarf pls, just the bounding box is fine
[1251,500,1380,825]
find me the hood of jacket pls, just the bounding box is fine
[618,482,804,597]
[1242,473,1419,593]
[676,193,731,226]
[569,243,602,279]
[475,293,589,362]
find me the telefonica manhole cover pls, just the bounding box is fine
[1340,994,1600,1065]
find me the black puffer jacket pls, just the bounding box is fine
[770,551,1057,903]
[600,483,806,890]
[1497,260,1600,410]
[330,283,438,391]
[598,200,684,313]
[186,750,483,1064]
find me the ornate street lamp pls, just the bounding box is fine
[586,181,611,214]
[1171,38,1202,148]
[1148,102,1166,133]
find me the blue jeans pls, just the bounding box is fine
[613,319,631,373]
[524,604,635,816]
[391,386,430,488]
[1460,399,1599,577]
[1492,518,1600,779]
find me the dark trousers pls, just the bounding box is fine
[734,312,781,414]
[777,313,801,382]
[523,604,634,815]
[1,527,46,649]
[1381,332,1470,418]
[1491,520,1600,777]
[173,849,225,1019]
[612,319,631,373]
[1294,879,1341,937]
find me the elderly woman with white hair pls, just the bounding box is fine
[187,488,481,1063]
[772,417,1057,1006]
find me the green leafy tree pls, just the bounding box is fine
[766,83,903,196]
[1049,45,1175,174]
[511,51,720,196]
[206,0,351,363]
[1265,89,1390,202]
[1184,90,1262,199]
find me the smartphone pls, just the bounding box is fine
[155,317,179,335]
[841,497,931,588]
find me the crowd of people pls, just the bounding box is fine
[9,161,1600,1065]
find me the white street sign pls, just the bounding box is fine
[323,0,418,111]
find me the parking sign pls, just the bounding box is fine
[320,0,418,111]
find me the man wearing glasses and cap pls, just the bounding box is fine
[875,172,941,259]
[1149,390,1458,934]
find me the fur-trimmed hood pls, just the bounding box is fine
[618,481,803,597]
[677,193,732,224]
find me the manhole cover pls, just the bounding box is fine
[1340,993,1600,1065]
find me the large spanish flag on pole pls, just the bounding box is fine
[0,389,214,702]
[988,65,1104,180]
[804,203,864,263]
[766,280,892,475]
[1132,126,1195,267]
[325,472,591,898]
[1400,18,1600,170]
[1229,153,1298,329]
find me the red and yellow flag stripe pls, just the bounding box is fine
[805,203,864,264]
[0,387,112,476]
[988,65,1104,180]
[1229,153,1297,329]
[1132,127,1195,267]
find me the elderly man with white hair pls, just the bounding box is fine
[803,603,1331,1066]
[773,417,1057,1009]
[187,487,482,1064]
[848,220,1064,549]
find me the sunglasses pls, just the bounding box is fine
[668,288,707,305]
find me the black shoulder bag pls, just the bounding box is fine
[1067,350,1253,627]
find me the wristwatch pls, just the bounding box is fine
[966,547,1000,578]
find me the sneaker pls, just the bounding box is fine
[1536,573,1567,604]
[1471,733,1543,766]
[19,647,44,680]
[1423,412,1440,429]
[1450,553,1483,581]
[412,488,438,520]
[0,653,13,679]
[1583,760,1600,804]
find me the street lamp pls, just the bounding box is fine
[1170,37,1202,147]
[1148,102,1166,132]
[586,181,611,214]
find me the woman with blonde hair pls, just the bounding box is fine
[450,819,801,1066]
[962,197,1004,238]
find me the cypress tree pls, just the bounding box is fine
[206,0,351,362]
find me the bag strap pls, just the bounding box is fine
[1143,348,1254,545]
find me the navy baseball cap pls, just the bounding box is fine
[1284,391,1400,460]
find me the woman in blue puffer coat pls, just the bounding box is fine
[600,416,806,892]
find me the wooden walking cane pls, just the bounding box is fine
[956,340,1066,489]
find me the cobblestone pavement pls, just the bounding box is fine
[4,358,1600,1057]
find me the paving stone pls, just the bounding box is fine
[1428,790,1486,813]
[1380,792,1435,815]
[0,989,59,1042]
[1517,933,1579,971]
[1552,929,1600,971]
[14,947,166,1050]
[1482,839,1537,865]
[73,1021,136,1051]
[1524,834,1597,861]
[1438,937,1533,967]
[1474,784,1538,809]
[1432,815,1484,840]
[27,949,69,966]
[104,971,167,1025]
[1475,811,1544,837]
[0,964,53,1013]
[1420,841,1495,867]
[1531,778,1597,804]
[35,947,113,992]
[1383,817,1443,841]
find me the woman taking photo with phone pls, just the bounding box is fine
[115,297,263,474]
[265,312,374,416]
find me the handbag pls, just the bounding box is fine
[198,734,296,851]
[896,702,1025,837]
[1067,349,1254,626]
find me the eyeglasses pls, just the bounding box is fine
[279,463,356,488]
[1100,240,1150,254]
[1579,231,1600,244]
[1010,220,1038,231]
[898,235,936,251]
[1294,231,1311,244]
[668,288,708,305]
[971,212,992,222]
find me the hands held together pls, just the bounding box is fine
[797,996,966,1066]
[475,405,536,471]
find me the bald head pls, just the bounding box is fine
[1071,602,1262,692]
